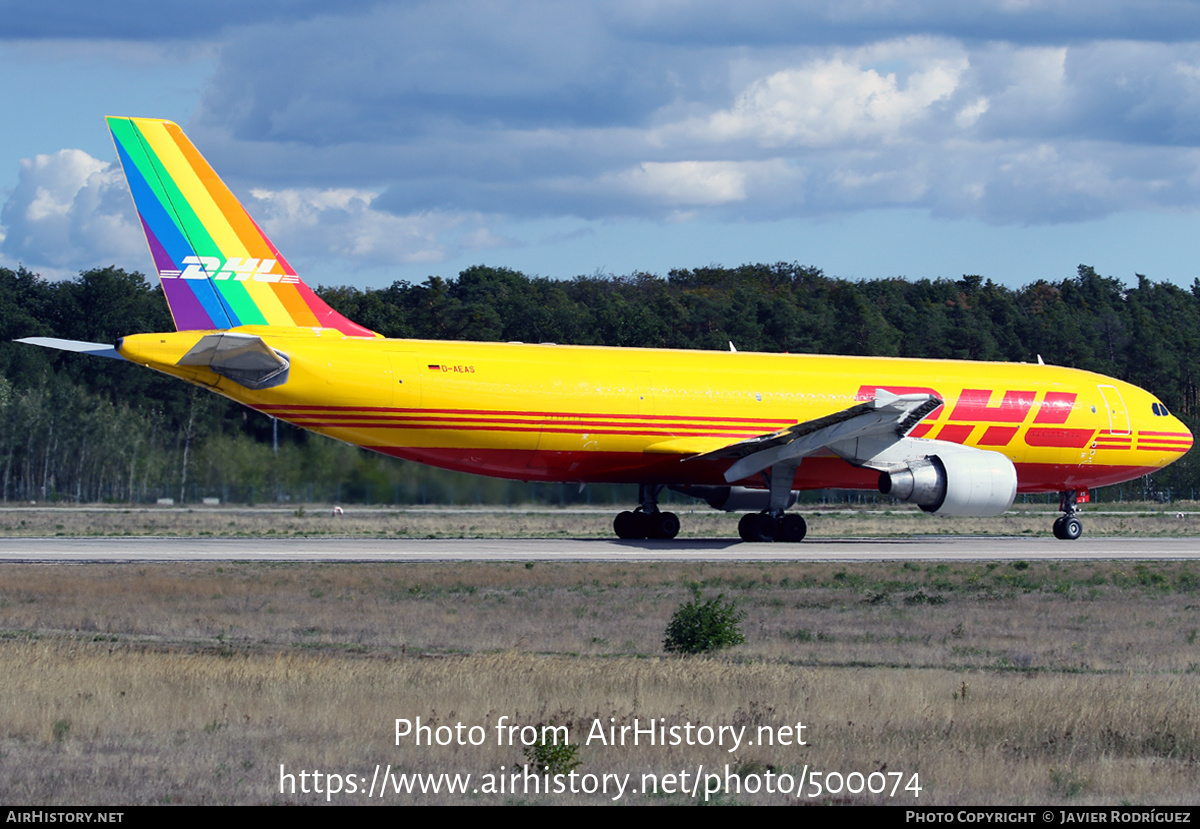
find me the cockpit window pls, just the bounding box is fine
[1152,402,1170,416]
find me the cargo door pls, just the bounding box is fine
[1097,384,1130,435]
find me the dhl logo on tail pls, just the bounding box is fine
[107,116,375,337]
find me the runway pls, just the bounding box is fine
[1,535,1198,562]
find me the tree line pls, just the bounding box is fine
[1,262,1197,503]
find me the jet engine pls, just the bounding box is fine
[877,448,1017,517]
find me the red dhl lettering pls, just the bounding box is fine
[948,389,1036,423]
[934,424,974,443]
[1033,391,1076,424]
[978,425,1019,446]
[854,386,1085,447]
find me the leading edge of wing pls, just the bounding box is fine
[17,337,125,360]
[647,390,942,483]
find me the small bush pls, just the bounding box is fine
[523,725,581,775]
[663,588,746,655]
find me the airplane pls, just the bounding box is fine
[17,117,1194,542]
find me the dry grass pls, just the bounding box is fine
[2,502,1199,538]
[2,559,1200,804]
[1,643,1198,805]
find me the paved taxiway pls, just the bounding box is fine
[1,535,1197,562]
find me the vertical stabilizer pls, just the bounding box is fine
[107,116,376,337]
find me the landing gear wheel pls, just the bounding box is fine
[614,483,681,540]
[757,514,778,542]
[1052,490,1084,540]
[647,511,680,540]
[738,512,777,542]
[778,514,807,543]
[737,513,759,542]
[614,510,646,540]
[1052,515,1083,540]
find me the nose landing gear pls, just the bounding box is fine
[1052,490,1084,540]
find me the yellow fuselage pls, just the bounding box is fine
[118,327,1192,493]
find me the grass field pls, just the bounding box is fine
[3,504,1200,806]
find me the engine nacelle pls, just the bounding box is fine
[669,485,797,513]
[878,448,1017,517]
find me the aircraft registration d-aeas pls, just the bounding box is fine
[19,118,1194,542]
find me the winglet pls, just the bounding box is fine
[107,116,376,337]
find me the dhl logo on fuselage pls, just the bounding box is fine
[161,256,302,283]
[856,384,1090,449]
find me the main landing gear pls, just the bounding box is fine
[613,484,680,540]
[1052,490,1084,540]
[737,459,807,542]
[613,470,810,542]
[738,512,807,543]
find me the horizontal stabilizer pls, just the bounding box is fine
[16,337,125,360]
[176,332,290,390]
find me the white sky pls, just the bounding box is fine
[3,1,1200,290]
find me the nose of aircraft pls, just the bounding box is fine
[1174,414,1193,449]
[1148,411,1194,466]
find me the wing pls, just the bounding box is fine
[687,390,942,483]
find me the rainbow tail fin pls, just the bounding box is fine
[107,116,376,337]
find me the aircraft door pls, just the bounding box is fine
[1097,384,1130,435]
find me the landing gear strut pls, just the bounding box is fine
[1052,490,1084,540]
[614,484,680,540]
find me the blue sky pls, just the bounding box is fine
[3,0,1200,291]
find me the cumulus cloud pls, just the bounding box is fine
[700,50,967,148]
[0,148,516,279]
[0,149,143,277]
[245,187,517,267]
[610,161,755,205]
